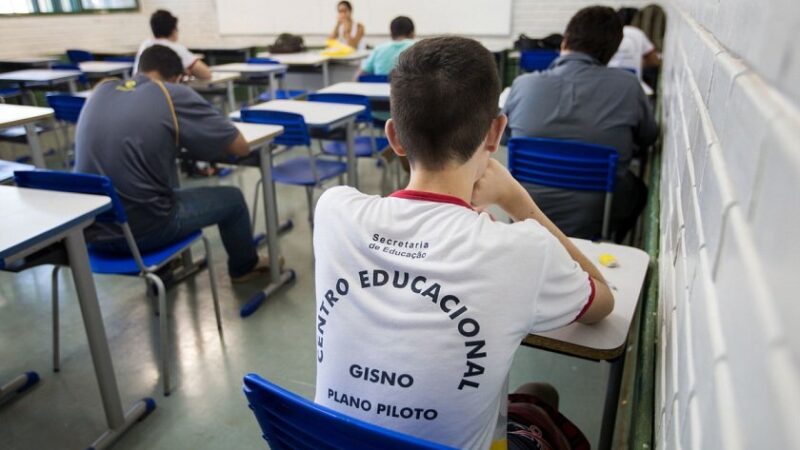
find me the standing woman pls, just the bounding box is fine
[330,1,366,50]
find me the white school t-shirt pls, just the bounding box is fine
[133,38,199,74]
[608,26,656,78]
[313,187,595,450]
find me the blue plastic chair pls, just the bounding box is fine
[0,87,22,103]
[507,137,618,239]
[358,74,389,83]
[245,58,306,101]
[66,49,94,63]
[240,109,347,223]
[519,50,559,73]
[46,93,87,167]
[13,170,223,396]
[242,373,456,450]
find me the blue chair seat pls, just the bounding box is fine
[272,157,347,186]
[322,136,389,158]
[88,231,201,275]
[0,88,22,99]
[256,89,307,102]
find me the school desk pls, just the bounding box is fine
[0,104,55,167]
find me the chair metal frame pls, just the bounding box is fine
[14,170,222,396]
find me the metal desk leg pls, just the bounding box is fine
[0,371,39,404]
[322,61,330,86]
[226,80,236,112]
[345,120,357,188]
[239,145,296,317]
[268,73,278,102]
[24,123,46,168]
[598,353,626,450]
[68,80,77,94]
[64,228,154,449]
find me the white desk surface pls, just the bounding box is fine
[0,56,60,65]
[0,69,82,83]
[0,186,111,262]
[255,51,329,66]
[211,63,287,74]
[317,82,390,100]
[328,50,370,61]
[0,104,54,128]
[78,61,133,74]
[231,99,364,127]
[499,87,510,109]
[187,71,240,88]
[0,160,34,183]
[234,122,284,147]
[523,238,650,360]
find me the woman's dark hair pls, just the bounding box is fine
[563,6,623,64]
[390,37,500,170]
[337,1,352,11]
[150,9,178,38]
[138,45,184,80]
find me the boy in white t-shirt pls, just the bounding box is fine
[313,37,613,450]
[133,9,212,81]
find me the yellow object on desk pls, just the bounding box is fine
[599,253,619,268]
[322,39,355,57]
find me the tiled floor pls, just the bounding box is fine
[0,147,608,449]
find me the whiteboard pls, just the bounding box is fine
[216,0,512,37]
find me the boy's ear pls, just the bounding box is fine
[385,119,407,157]
[484,114,508,154]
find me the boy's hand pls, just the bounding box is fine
[472,159,538,220]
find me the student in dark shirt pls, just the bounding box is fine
[503,6,658,241]
[74,45,274,283]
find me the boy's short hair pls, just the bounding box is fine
[138,45,184,80]
[150,9,178,38]
[564,6,623,64]
[390,37,500,170]
[390,16,414,39]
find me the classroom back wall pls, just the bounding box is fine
[0,0,650,58]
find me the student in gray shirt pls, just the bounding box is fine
[74,45,273,283]
[503,6,658,242]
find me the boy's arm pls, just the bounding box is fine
[189,59,213,80]
[472,159,614,323]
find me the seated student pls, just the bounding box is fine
[74,45,274,283]
[503,6,658,242]
[313,37,613,450]
[330,1,366,51]
[133,9,212,80]
[357,16,415,78]
[608,7,661,79]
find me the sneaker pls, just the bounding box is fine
[230,255,285,284]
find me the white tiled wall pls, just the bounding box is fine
[0,0,655,58]
[658,1,800,449]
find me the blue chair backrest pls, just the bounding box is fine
[242,374,456,450]
[507,137,618,192]
[14,170,128,223]
[240,109,310,147]
[46,94,86,123]
[307,93,371,123]
[358,74,389,83]
[66,49,94,63]
[520,50,559,72]
[247,57,280,65]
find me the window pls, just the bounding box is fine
[0,0,138,15]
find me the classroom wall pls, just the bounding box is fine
[0,0,654,58]
[657,0,800,449]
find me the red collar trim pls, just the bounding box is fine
[389,189,474,211]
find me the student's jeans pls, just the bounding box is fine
[92,187,258,278]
